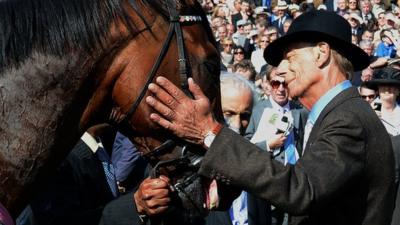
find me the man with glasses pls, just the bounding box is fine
[359,83,377,105]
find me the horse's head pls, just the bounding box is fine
[80,0,223,220]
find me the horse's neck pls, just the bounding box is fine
[0,52,94,216]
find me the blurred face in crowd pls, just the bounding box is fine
[226,24,235,37]
[277,9,286,18]
[264,28,278,43]
[261,74,273,96]
[337,0,347,11]
[237,24,246,34]
[212,17,224,30]
[222,41,234,53]
[361,30,373,41]
[379,85,400,104]
[234,0,241,12]
[244,24,252,35]
[221,84,253,135]
[361,67,374,81]
[241,1,250,13]
[269,67,289,106]
[233,48,245,62]
[278,43,322,102]
[359,86,376,104]
[217,26,227,40]
[377,13,386,27]
[348,0,358,10]
[283,20,292,34]
[361,0,371,14]
[360,43,373,56]
[348,17,359,28]
[259,35,269,49]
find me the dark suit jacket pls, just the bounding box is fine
[31,140,114,225]
[391,135,400,225]
[199,87,396,225]
[205,193,271,225]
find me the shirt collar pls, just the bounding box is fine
[81,132,104,154]
[308,80,352,124]
[270,98,290,113]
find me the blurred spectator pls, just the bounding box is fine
[361,29,374,42]
[244,29,259,58]
[347,0,361,14]
[375,29,399,58]
[264,26,279,43]
[231,0,254,28]
[251,35,268,73]
[232,46,247,64]
[226,23,236,37]
[348,13,364,40]
[232,19,249,46]
[336,0,348,16]
[216,25,228,51]
[221,38,235,67]
[360,0,377,28]
[359,83,377,105]
[233,59,257,81]
[255,18,269,34]
[271,0,290,36]
[366,66,400,136]
[282,18,292,35]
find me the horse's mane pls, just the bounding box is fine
[0,0,151,71]
[0,0,215,72]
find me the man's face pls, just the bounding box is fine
[361,2,371,14]
[244,24,252,35]
[338,0,347,10]
[361,31,373,41]
[269,70,289,106]
[221,87,253,135]
[360,87,376,104]
[278,44,321,100]
[241,2,250,13]
[218,27,227,40]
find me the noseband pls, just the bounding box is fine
[123,0,207,217]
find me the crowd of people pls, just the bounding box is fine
[8,1,400,225]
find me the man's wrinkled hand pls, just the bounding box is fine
[146,77,220,145]
[134,176,171,216]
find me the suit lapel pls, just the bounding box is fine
[305,87,360,150]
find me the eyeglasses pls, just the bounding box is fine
[224,44,233,47]
[234,51,244,55]
[361,94,375,99]
[260,40,269,43]
[270,80,287,89]
[349,1,357,4]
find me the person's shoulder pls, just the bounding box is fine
[100,192,141,225]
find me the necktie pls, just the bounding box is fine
[96,146,119,198]
[284,132,297,165]
[229,191,248,225]
[303,119,314,154]
[363,15,368,23]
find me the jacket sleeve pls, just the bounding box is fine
[199,110,366,215]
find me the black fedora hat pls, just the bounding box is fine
[264,10,370,71]
[365,67,400,89]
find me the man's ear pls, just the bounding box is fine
[313,42,331,68]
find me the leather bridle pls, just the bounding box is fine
[122,0,208,216]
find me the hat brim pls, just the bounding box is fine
[264,30,370,71]
[365,79,400,89]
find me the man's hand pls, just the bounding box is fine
[134,176,171,216]
[146,77,220,145]
[268,133,287,150]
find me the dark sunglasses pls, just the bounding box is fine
[234,51,244,55]
[361,94,375,99]
[270,80,287,89]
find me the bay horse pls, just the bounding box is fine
[0,0,223,220]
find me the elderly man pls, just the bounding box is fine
[145,10,395,225]
[206,72,272,225]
